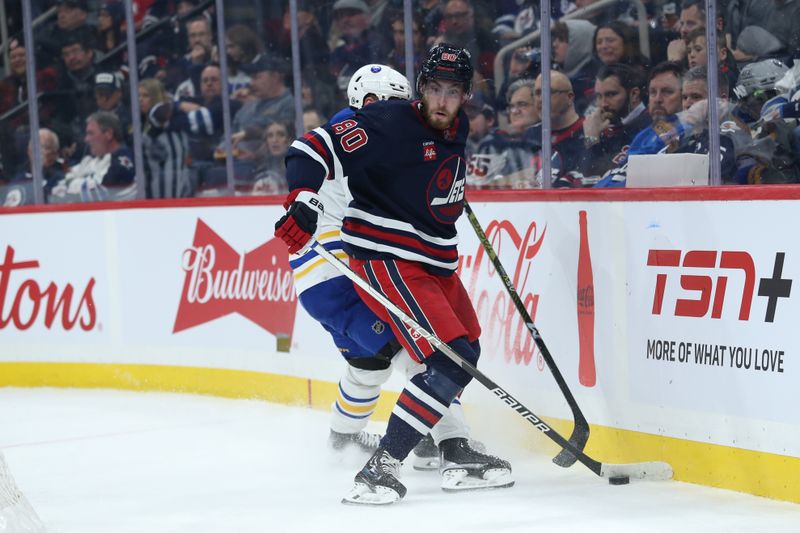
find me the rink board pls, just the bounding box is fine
[1,189,799,502]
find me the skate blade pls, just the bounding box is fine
[341,482,402,505]
[412,455,440,471]
[440,468,515,492]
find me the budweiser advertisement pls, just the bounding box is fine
[173,218,296,341]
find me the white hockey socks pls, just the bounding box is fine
[330,363,393,434]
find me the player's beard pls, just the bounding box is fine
[421,100,458,130]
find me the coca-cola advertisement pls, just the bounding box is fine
[458,217,545,369]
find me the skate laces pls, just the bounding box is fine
[355,431,381,450]
[376,450,402,477]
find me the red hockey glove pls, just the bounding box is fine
[274,188,324,255]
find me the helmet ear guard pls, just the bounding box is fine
[416,43,474,96]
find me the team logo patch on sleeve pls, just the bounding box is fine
[423,141,437,161]
[117,155,133,169]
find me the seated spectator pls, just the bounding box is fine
[525,71,586,188]
[467,78,537,189]
[232,56,295,132]
[595,61,685,187]
[434,0,497,83]
[36,0,98,67]
[251,119,294,195]
[138,78,191,198]
[56,35,99,144]
[173,16,217,99]
[685,28,738,96]
[176,63,243,186]
[386,11,427,75]
[672,66,752,183]
[593,21,648,73]
[328,0,390,91]
[4,129,66,206]
[667,0,705,64]
[553,20,598,115]
[0,37,59,173]
[464,92,496,159]
[50,111,136,202]
[96,1,126,67]
[224,24,265,96]
[495,45,538,115]
[580,63,649,182]
[93,71,131,145]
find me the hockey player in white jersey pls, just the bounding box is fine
[278,63,513,491]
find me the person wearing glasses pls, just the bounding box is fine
[524,71,587,188]
[466,78,539,189]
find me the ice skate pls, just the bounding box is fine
[411,433,439,471]
[328,429,382,454]
[412,434,488,471]
[438,437,514,492]
[342,448,407,505]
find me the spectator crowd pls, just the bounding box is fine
[0,0,799,205]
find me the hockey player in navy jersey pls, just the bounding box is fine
[279,61,511,488]
[297,64,482,471]
[275,44,513,505]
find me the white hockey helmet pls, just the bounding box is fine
[347,64,412,109]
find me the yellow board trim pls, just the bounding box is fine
[1,362,797,503]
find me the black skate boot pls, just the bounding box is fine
[342,448,407,505]
[438,437,514,492]
[328,429,381,454]
[411,434,439,471]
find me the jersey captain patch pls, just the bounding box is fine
[427,154,465,223]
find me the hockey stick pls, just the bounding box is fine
[463,200,589,468]
[311,241,672,482]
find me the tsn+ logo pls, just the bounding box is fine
[646,249,792,323]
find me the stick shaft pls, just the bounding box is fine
[463,200,590,466]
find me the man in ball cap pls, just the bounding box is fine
[231,55,295,132]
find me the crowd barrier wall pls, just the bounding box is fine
[1,187,799,503]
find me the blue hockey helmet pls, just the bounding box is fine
[416,43,473,96]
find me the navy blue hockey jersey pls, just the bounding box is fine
[285,99,469,273]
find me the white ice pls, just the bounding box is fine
[2,388,799,533]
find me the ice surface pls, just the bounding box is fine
[1,388,799,533]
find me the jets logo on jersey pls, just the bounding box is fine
[427,154,465,223]
[117,155,133,169]
[423,141,437,161]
